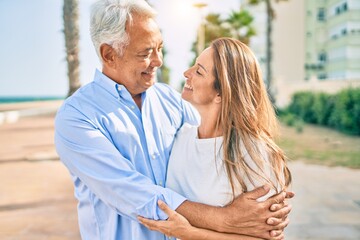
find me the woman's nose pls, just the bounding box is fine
[183,67,192,78]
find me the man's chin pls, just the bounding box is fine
[140,80,155,92]
[145,78,156,86]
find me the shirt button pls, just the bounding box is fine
[131,105,135,110]
[152,154,156,159]
[159,181,163,186]
[117,85,122,91]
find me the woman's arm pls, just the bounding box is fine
[138,200,285,240]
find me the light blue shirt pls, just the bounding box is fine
[55,69,199,240]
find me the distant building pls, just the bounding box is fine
[245,0,305,86]
[244,0,360,107]
[305,0,360,80]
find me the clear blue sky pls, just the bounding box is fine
[0,0,238,97]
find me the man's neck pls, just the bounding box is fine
[132,94,142,109]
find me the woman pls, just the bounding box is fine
[139,38,292,239]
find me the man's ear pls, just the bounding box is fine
[100,44,117,67]
[214,93,222,104]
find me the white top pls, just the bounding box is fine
[166,124,280,206]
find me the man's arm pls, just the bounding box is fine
[54,105,186,221]
[176,185,292,239]
[138,200,285,240]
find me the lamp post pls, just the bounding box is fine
[193,2,208,56]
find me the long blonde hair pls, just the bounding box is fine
[211,38,291,198]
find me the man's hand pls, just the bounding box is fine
[221,185,294,239]
[139,200,285,240]
[267,191,294,237]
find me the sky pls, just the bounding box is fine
[0,0,239,97]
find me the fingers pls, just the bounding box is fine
[272,204,292,219]
[137,216,148,226]
[157,200,173,217]
[270,230,284,240]
[265,192,292,239]
[285,191,295,199]
[267,217,282,225]
[246,184,271,200]
[270,201,287,212]
[271,217,290,231]
[137,216,158,231]
[137,215,172,234]
[268,218,289,239]
[267,192,286,206]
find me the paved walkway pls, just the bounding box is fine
[0,101,359,239]
[285,161,360,240]
[0,101,80,240]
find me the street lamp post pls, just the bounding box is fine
[193,2,208,56]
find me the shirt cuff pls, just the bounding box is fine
[136,189,187,220]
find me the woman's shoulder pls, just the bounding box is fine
[178,123,197,133]
[175,123,197,139]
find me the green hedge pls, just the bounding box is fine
[282,88,360,135]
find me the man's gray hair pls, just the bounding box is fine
[90,0,156,61]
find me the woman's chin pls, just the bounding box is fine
[181,91,190,101]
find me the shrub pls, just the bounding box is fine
[284,88,360,136]
[281,113,297,126]
[288,92,316,123]
[311,92,334,125]
[329,88,360,135]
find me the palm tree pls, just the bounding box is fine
[63,0,81,97]
[248,0,287,102]
[226,10,256,45]
[190,10,256,63]
[184,9,256,89]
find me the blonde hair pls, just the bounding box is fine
[211,38,291,198]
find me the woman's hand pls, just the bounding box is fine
[138,200,193,239]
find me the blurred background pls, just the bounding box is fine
[0,0,359,239]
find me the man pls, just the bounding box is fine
[55,0,292,239]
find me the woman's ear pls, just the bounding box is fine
[214,93,222,104]
[100,44,116,67]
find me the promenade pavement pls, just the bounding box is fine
[0,101,80,240]
[285,161,360,240]
[0,101,359,240]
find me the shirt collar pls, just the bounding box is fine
[93,69,130,100]
[93,69,150,102]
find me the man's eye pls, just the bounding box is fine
[139,54,150,58]
[196,70,202,75]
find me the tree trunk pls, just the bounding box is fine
[63,0,81,97]
[265,0,274,103]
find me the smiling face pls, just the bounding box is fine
[182,47,219,109]
[101,13,163,96]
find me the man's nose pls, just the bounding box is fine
[150,50,163,67]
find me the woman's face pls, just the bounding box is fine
[182,47,219,108]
